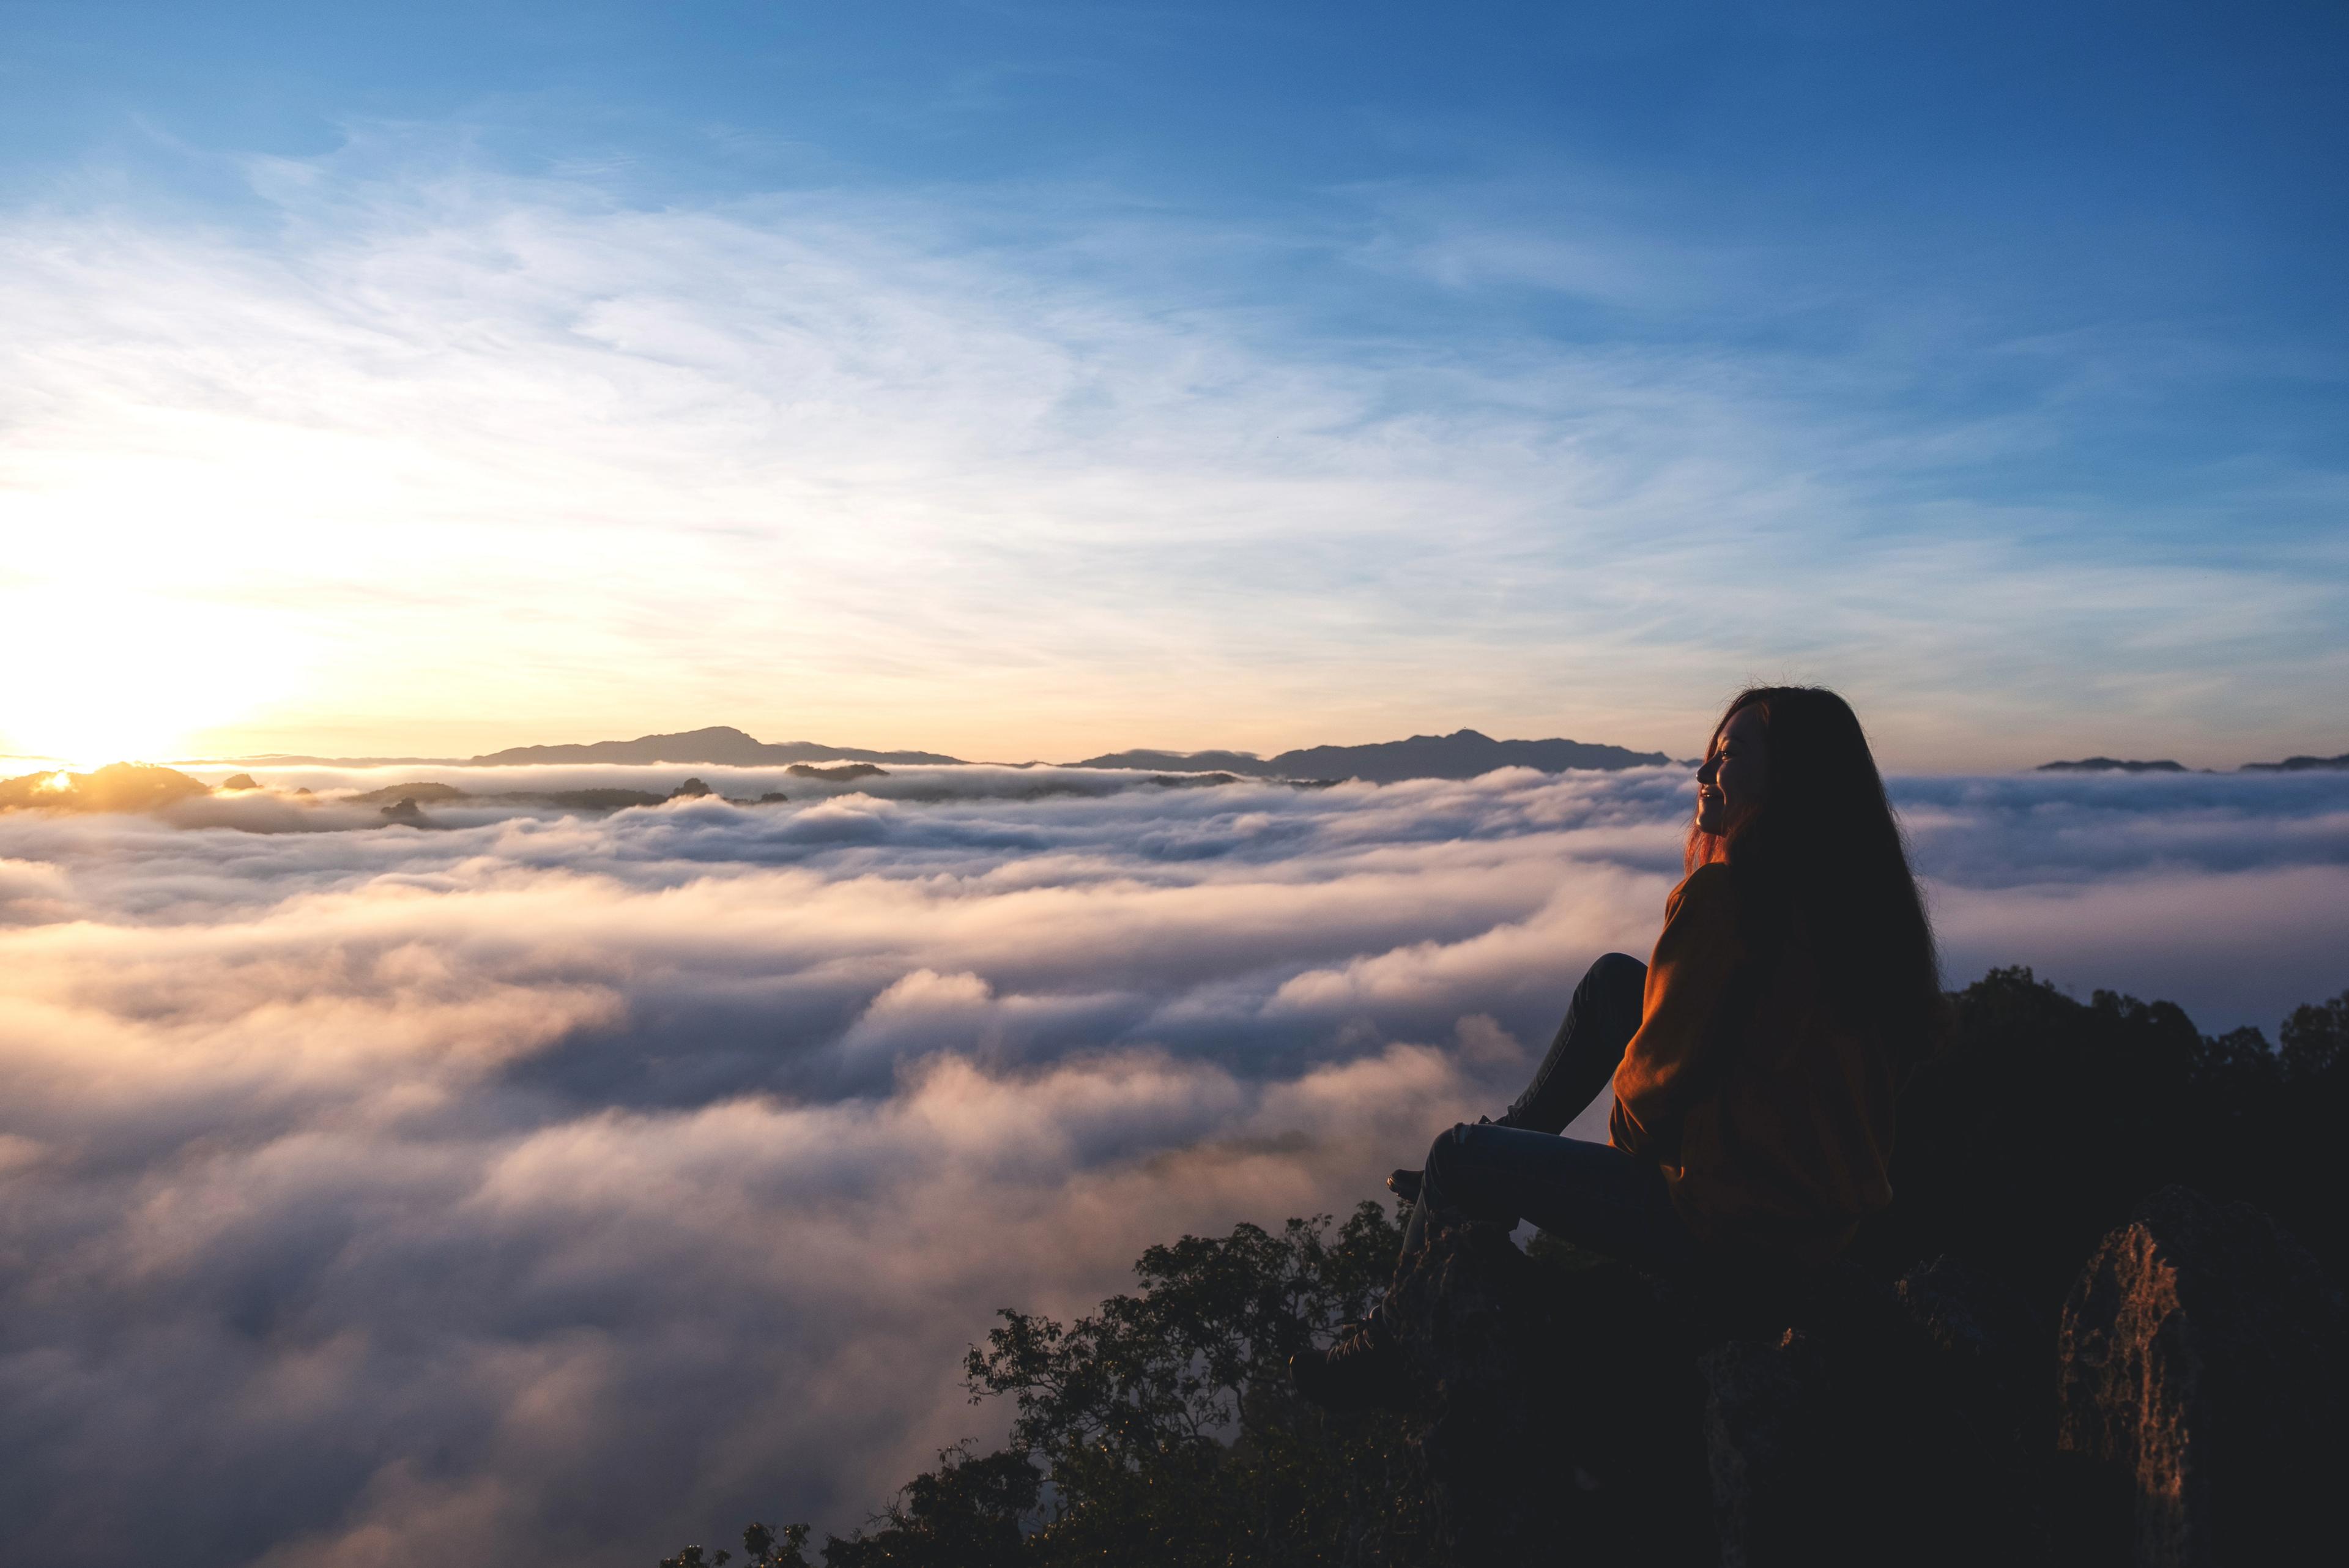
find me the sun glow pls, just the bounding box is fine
[3,587,305,769]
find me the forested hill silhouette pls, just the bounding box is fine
[1070,729,1671,782]
[211,727,2345,779]
[2035,752,2349,773]
[467,727,962,767]
[2243,751,2349,771]
[225,726,1676,779]
[2035,757,2189,773]
[475,726,1671,779]
[658,967,2349,1568]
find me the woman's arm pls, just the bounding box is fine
[1609,864,1749,1163]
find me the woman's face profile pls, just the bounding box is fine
[1696,704,1769,836]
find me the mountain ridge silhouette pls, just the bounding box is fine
[177,727,2349,780]
[212,725,1676,781]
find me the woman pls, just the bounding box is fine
[1293,686,1940,1410]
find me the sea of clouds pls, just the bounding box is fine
[2,762,2345,1564]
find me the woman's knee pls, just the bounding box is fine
[1581,951,1646,995]
[1423,1122,1496,1203]
[1578,951,1648,1023]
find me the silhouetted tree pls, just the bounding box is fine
[665,970,2348,1567]
[659,1520,813,1568]
[960,1205,1431,1566]
[1854,969,2349,1306]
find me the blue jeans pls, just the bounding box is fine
[1402,953,1699,1277]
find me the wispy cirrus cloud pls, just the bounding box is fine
[4,146,2342,767]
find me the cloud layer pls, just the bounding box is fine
[1,765,2344,1564]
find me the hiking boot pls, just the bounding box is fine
[1290,1318,1411,1413]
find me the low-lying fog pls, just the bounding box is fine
[2,762,2343,1564]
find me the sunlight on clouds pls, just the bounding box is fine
[0,765,2343,1564]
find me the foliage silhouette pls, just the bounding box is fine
[658,1520,813,1568]
[1854,968,2349,1306]
[661,968,2349,1566]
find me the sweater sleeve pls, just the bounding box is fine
[1610,864,1748,1162]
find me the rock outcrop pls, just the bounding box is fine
[1696,1255,2041,1567]
[1379,1185,2333,1567]
[346,781,469,805]
[2055,1186,2344,1566]
[1383,1222,1589,1562]
[379,797,436,827]
[529,788,666,810]
[1380,1223,1710,1566]
[786,762,887,782]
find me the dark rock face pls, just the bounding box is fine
[1698,1332,1820,1566]
[2055,1186,2345,1567]
[1382,1222,1567,1564]
[1379,1223,1707,1566]
[1698,1257,2043,1567]
[1379,1188,2339,1567]
[1379,1213,2218,1567]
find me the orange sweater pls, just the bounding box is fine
[1609,864,1899,1263]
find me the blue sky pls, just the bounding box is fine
[2,1,2344,767]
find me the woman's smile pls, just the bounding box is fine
[1694,703,1769,836]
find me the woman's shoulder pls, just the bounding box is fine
[1650,863,1746,975]
[1661,861,1738,929]
[1668,861,1735,907]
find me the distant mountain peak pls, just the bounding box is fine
[2240,752,2349,773]
[218,723,1677,784]
[1069,730,1669,783]
[2036,757,2191,774]
[466,728,961,768]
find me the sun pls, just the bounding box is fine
[4,589,299,768]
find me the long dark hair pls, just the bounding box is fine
[1686,686,1942,1059]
